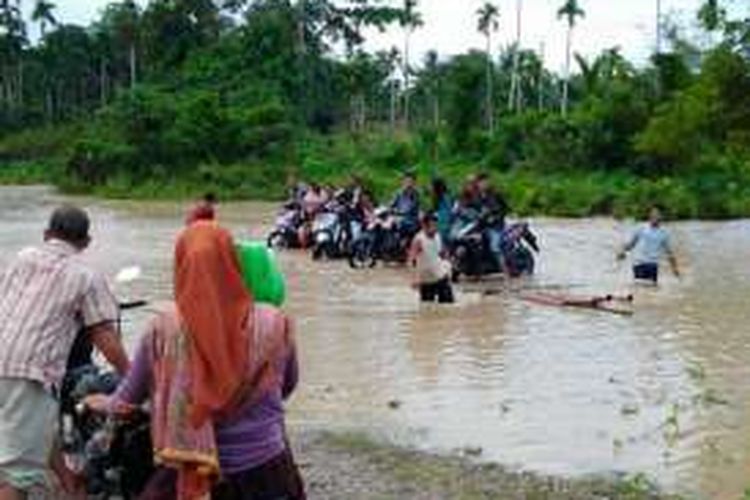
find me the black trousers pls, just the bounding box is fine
[138,448,305,500]
[212,448,306,500]
[420,278,455,304]
[633,263,659,283]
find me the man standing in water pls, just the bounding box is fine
[409,213,454,304]
[0,205,130,499]
[618,206,681,284]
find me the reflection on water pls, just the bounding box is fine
[1,186,749,499]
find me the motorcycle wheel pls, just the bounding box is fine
[312,244,324,261]
[451,245,470,282]
[512,247,535,276]
[349,238,376,269]
[451,267,462,283]
[326,241,341,260]
[267,231,288,249]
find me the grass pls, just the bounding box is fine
[0,161,58,185]
[319,431,682,500]
[3,157,749,221]
[1,125,749,220]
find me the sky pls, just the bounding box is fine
[26,0,747,72]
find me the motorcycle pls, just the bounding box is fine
[61,299,153,499]
[451,218,539,281]
[310,202,363,261]
[60,365,153,499]
[267,202,304,249]
[349,207,416,269]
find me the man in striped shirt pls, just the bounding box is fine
[0,205,129,499]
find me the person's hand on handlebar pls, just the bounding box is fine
[82,393,111,413]
[82,393,137,417]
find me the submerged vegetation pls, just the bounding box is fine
[0,0,748,219]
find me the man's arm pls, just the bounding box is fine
[437,235,449,260]
[408,237,422,267]
[663,237,681,277]
[618,230,640,260]
[80,272,128,374]
[89,322,130,375]
[667,252,680,277]
[408,237,423,289]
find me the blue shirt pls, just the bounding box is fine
[391,188,420,222]
[626,224,672,265]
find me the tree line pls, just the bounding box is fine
[0,0,749,217]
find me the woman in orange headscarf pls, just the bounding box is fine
[91,221,305,500]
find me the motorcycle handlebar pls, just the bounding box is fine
[120,300,147,311]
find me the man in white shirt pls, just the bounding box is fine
[409,213,454,303]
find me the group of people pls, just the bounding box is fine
[287,171,509,247]
[286,171,513,304]
[0,205,305,500]
[287,172,681,298]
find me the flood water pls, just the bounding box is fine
[1,185,749,499]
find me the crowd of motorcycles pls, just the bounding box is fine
[266,189,541,280]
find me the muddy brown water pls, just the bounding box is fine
[1,186,749,499]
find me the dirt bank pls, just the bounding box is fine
[289,429,681,500]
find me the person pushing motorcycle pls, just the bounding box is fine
[409,213,454,304]
[476,174,511,272]
[0,206,130,500]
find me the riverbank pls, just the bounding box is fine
[2,159,750,220]
[290,429,681,500]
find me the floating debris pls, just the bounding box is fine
[698,388,730,407]
[613,438,624,454]
[686,363,707,381]
[620,403,640,416]
[462,446,483,457]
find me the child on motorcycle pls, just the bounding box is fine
[409,213,454,304]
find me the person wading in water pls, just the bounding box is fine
[618,205,681,284]
[409,213,455,304]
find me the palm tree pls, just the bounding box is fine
[32,0,56,39]
[423,49,441,129]
[477,2,499,133]
[557,0,585,117]
[697,0,724,32]
[0,1,27,110]
[400,0,423,130]
[387,46,402,134]
[655,0,662,54]
[508,0,523,113]
[103,0,139,89]
[537,41,546,111]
